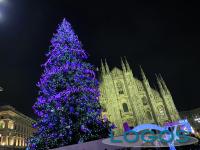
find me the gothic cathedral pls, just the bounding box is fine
[99,58,180,135]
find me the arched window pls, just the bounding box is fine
[8,120,14,129]
[0,120,5,129]
[122,103,129,112]
[116,81,124,94]
[146,111,152,120]
[142,96,148,105]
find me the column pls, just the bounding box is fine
[1,136,6,146]
[0,134,3,145]
[6,136,8,145]
[15,136,18,146]
[22,138,25,146]
[19,137,21,146]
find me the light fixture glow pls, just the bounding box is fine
[0,12,3,21]
[0,86,3,91]
[194,118,200,121]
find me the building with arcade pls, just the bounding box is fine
[0,105,35,149]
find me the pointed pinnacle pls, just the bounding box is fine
[124,56,131,71]
[155,74,165,95]
[121,57,126,72]
[101,59,106,74]
[104,58,110,73]
[159,74,170,93]
[140,65,147,80]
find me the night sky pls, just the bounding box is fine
[0,1,199,118]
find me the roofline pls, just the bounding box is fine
[0,105,35,123]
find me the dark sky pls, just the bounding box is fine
[0,1,199,118]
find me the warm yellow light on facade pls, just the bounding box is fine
[99,60,180,135]
[9,137,14,145]
[0,105,35,148]
[15,138,18,146]
[0,120,5,128]
[8,120,14,129]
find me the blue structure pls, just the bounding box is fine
[128,119,193,150]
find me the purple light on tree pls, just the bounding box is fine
[28,19,113,150]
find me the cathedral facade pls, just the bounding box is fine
[99,58,180,135]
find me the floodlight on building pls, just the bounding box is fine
[194,118,200,121]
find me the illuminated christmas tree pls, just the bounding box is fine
[28,19,113,150]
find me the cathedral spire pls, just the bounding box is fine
[159,74,170,94]
[104,59,110,73]
[121,57,126,72]
[140,66,147,81]
[156,74,165,96]
[100,59,106,74]
[124,56,131,71]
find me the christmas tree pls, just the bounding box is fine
[28,19,113,150]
